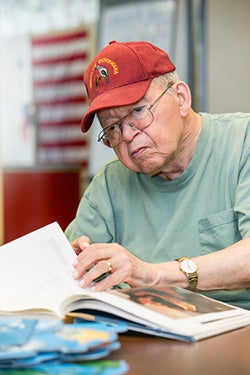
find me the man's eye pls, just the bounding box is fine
[106,124,120,133]
[133,106,147,114]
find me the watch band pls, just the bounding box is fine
[187,273,198,291]
[176,257,198,291]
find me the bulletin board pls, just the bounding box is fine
[98,0,178,58]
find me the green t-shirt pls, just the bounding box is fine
[66,112,250,309]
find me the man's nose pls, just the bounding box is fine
[121,121,140,142]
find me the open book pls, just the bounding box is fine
[0,222,250,342]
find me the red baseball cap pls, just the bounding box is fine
[81,40,176,132]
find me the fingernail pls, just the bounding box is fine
[82,242,90,248]
[79,279,85,287]
[72,269,78,279]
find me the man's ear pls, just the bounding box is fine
[175,81,192,116]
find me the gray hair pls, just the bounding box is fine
[152,71,179,93]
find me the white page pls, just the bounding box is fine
[0,222,81,315]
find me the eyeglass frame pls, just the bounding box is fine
[97,81,174,148]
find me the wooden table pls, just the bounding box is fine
[108,326,250,374]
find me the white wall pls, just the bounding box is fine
[0,35,35,166]
[206,0,250,113]
[0,165,2,245]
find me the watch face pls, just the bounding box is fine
[181,259,197,273]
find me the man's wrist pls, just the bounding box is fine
[176,257,198,291]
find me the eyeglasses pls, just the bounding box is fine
[97,82,174,148]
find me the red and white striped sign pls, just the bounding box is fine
[31,27,91,166]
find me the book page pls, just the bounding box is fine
[0,222,80,316]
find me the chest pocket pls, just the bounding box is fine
[198,208,241,254]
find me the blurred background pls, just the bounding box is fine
[0,0,249,244]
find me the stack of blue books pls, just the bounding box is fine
[0,317,128,374]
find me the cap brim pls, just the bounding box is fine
[81,79,153,132]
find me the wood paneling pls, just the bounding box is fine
[3,167,82,243]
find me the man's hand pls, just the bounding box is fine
[72,242,159,291]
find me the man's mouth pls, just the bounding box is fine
[131,147,147,159]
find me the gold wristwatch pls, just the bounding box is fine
[176,257,198,291]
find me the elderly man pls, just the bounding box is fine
[66,40,250,309]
